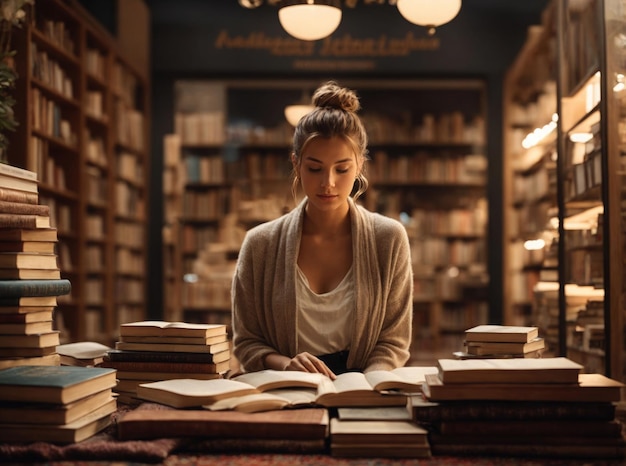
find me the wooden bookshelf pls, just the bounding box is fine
[554,0,625,380]
[168,79,489,351]
[502,2,558,343]
[6,0,149,344]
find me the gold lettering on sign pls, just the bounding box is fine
[214,30,439,57]
[319,33,439,56]
[215,31,316,56]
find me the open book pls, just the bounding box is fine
[206,368,437,412]
[139,368,434,410]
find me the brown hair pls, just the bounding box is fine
[291,81,369,200]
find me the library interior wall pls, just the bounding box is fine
[81,0,549,321]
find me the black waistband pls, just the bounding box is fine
[317,350,350,375]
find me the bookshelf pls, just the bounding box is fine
[6,0,149,344]
[502,2,559,348]
[169,79,489,351]
[554,0,625,379]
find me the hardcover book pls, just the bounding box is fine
[105,348,230,364]
[0,268,61,279]
[0,295,58,307]
[0,240,56,253]
[465,337,546,356]
[0,388,115,425]
[0,278,71,297]
[0,309,54,323]
[100,358,231,374]
[0,319,53,335]
[422,373,624,402]
[0,213,50,228]
[0,199,49,216]
[0,227,57,242]
[464,325,539,343]
[408,395,618,422]
[0,252,58,269]
[117,407,330,442]
[0,352,60,369]
[437,357,582,384]
[119,321,227,338]
[0,399,116,444]
[465,325,539,343]
[0,186,39,204]
[0,330,60,348]
[0,365,117,404]
[114,339,230,354]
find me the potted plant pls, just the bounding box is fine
[0,0,33,163]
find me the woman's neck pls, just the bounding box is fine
[303,201,351,237]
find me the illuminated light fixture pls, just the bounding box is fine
[396,0,462,35]
[523,238,545,251]
[285,90,315,126]
[521,113,558,149]
[569,132,593,143]
[284,104,314,126]
[278,0,342,41]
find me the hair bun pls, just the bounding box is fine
[312,81,360,113]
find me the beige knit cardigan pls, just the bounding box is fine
[231,198,413,373]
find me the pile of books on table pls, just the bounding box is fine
[454,324,545,359]
[101,320,231,404]
[117,366,439,457]
[0,163,70,369]
[413,354,625,459]
[0,365,117,444]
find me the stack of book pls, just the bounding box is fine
[456,324,545,358]
[414,356,626,459]
[329,407,431,458]
[0,365,117,444]
[0,163,70,369]
[102,320,231,404]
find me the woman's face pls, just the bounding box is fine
[295,136,360,214]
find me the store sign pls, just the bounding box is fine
[214,30,439,72]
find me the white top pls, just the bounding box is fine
[295,264,354,355]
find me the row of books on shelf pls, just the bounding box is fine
[368,151,486,185]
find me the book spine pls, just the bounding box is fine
[412,402,617,422]
[100,360,222,373]
[0,214,45,229]
[0,188,38,205]
[0,200,49,216]
[105,350,218,364]
[0,163,38,182]
[0,279,71,297]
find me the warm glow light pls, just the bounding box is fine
[521,114,558,149]
[524,239,545,251]
[569,132,593,143]
[397,0,461,35]
[284,104,314,126]
[278,1,342,41]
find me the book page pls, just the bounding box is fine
[232,370,326,392]
[365,366,438,391]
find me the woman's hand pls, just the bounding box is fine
[283,352,336,380]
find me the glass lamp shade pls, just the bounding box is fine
[284,104,315,126]
[397,0,461,35]
[278,1,342,41]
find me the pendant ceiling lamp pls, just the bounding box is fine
[284,90,315,126]
[278,0,342,41]
[396,0,462,35]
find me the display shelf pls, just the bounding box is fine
[6,0,149,344]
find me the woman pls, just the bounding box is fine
[231,81,412,378]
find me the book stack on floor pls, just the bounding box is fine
[413,356,626,459]
[0,163,70,369]
[101,321,231,404]
[454,324,545,359]
[0,365,117,444]
[329,407,431,458]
